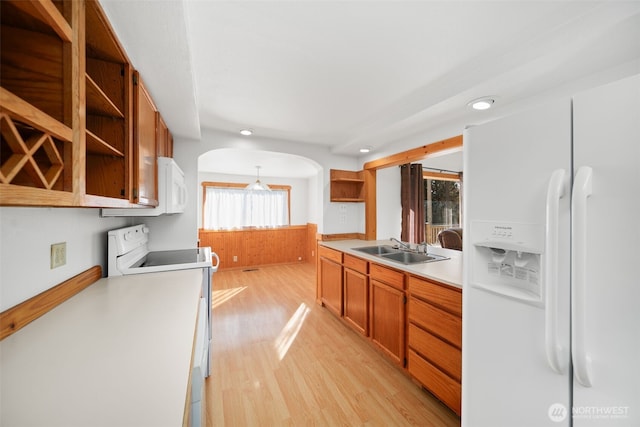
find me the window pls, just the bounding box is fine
[202,182,290,230]
[423,172,461,245]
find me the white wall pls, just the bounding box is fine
[0,208,129,311]
[376,166,402,241]
[143,128,363,251]
[197,172,310,227]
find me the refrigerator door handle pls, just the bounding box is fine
[572,166,593,387]
[544,169,567,374]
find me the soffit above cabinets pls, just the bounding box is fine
[99,1,640,154]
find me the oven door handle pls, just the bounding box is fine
[211,251,220,272]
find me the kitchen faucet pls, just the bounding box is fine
[416,241,429,254]
[390,237,412,251]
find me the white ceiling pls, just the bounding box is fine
[100,0,640,173]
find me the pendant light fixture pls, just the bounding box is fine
[245,166,271,191]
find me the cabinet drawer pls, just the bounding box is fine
[343,254,368,274]
[408,323,461,381]
[409,276,461,316]
[370,263,404,290]
[408,349,461,415]
[318,245,343,263]
[409,298,461,348]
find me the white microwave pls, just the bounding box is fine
[101,157,187,217]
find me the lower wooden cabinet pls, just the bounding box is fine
[368,262,405,366]
[408,349,461,413]
[343,254,368,336]
[319,246,343,317]
[408,323,460,381]
[369,275,405,366]
[408,275,462,415]
[315,245,463,416]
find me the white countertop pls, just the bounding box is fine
[320,239,462,289]
[0,269,203,427]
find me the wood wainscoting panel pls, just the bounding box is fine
[199,225,312,270]
[307,222,317,263]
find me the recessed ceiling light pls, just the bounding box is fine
[240,129,253,136]
[468,97,495,110]
[359,147,371,153]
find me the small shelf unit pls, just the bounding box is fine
[330,169,365,202]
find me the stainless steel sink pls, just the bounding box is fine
[380,251,448,264]
[353,245,401,255]
[352,245,448,264]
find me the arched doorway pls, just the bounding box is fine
[197,148,322,270]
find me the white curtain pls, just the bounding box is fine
[204,187,288,230]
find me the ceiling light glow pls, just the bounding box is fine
[240,129,253,136]
[468,97,495,110]
[359,147,371,153]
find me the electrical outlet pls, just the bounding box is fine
[233,255,238,262]
[51,242,66,269]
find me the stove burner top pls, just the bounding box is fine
[133,249,203,268]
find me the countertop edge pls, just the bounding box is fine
[319,239,463,289]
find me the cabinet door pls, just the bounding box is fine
[343,267,368,336]
[133,73,158,206]
[369,279,405,365]
[156,112,173,158]
[320,257,342,317]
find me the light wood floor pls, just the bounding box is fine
[205,263,460,426]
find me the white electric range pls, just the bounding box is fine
[107,224,219,425]
[107,224,216,276]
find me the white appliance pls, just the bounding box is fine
[462,74,639,427]
[107,224,219,384]
[102,157,187,216]
[191,297,208,427]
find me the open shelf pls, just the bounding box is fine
[1,112,68,191]
[86,74,124,118]
[1,1,73,197]
[84,0,126,63]
[86,130,124,157]
[330,169,365,202]
[1,1,71,127]
[83,0,130,200]
[2,0,71,41]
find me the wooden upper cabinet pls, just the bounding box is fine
[156,113,173,158]
[133,73,158,207]
[0,0,170,207]
[84,0,132,201]
[0,0,76,205]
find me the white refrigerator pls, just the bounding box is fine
[462,74,640,427]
